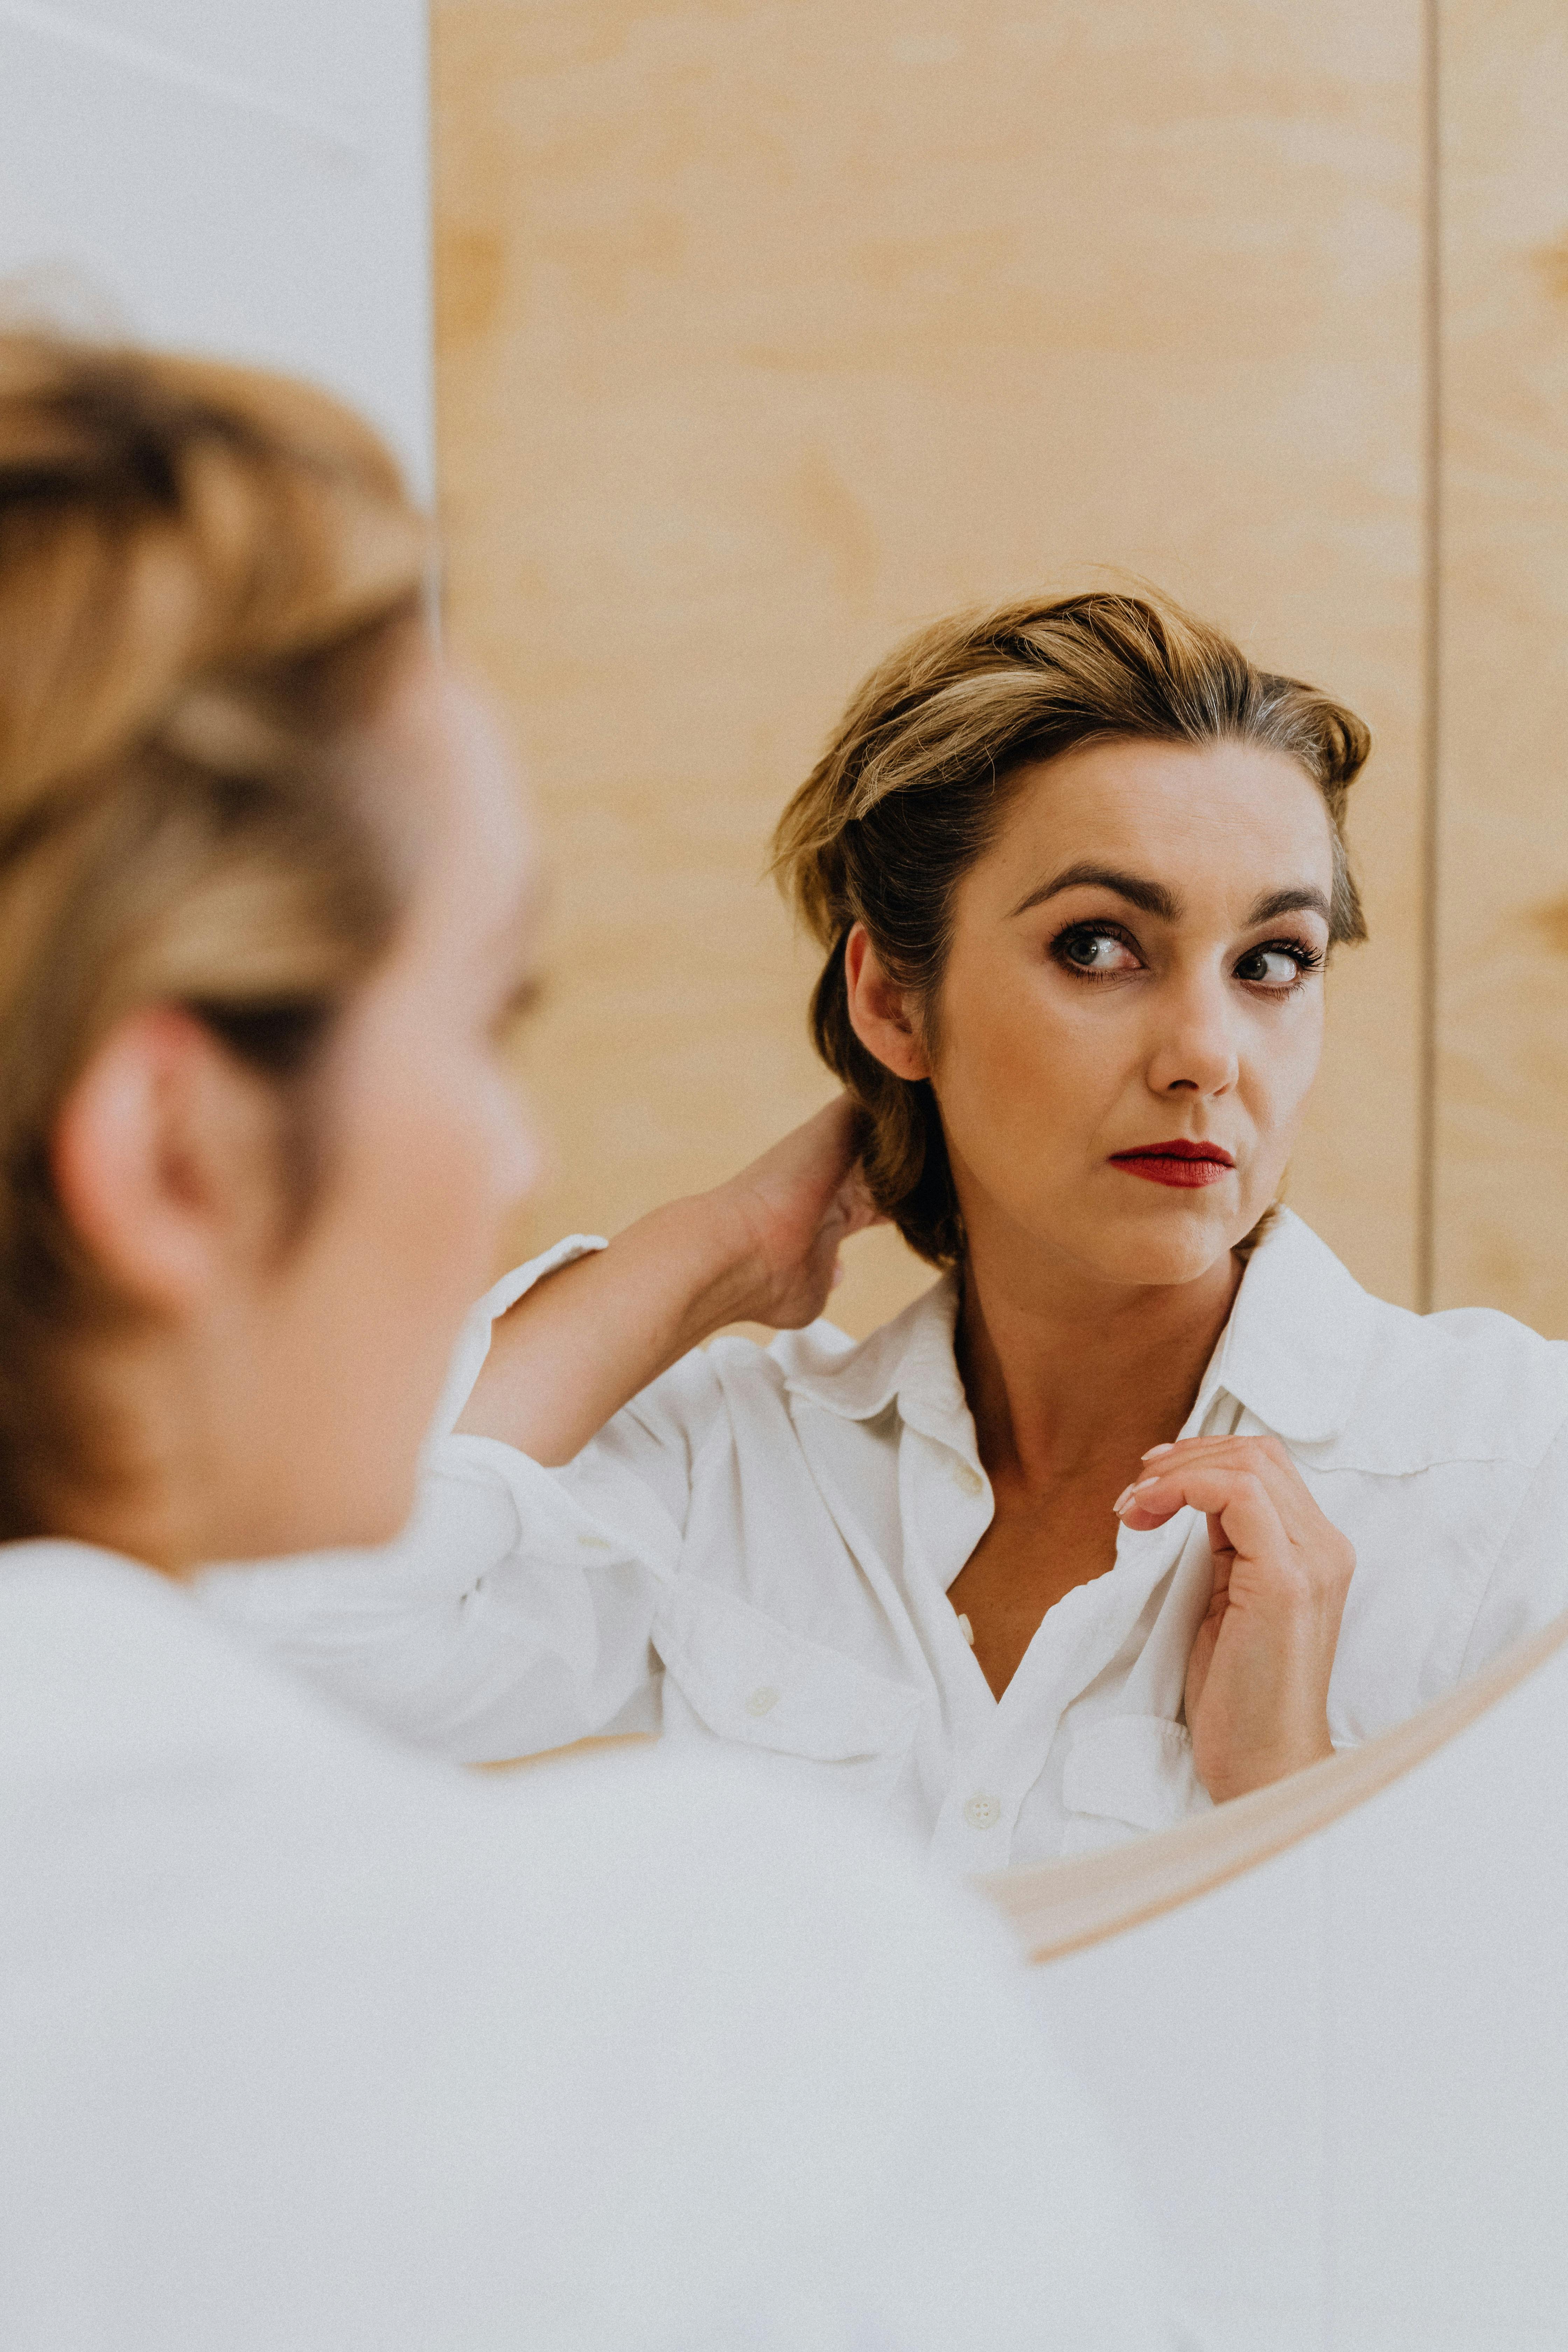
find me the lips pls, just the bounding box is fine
[1108,1139,1237,1190]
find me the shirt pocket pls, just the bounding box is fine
[1059,1714,1211,1857]
[652,1577,922,1812]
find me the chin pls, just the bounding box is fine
[1065,1195,1246,1290]
[279,1469,421,1559]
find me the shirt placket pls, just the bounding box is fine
[929,1510,1203,1872]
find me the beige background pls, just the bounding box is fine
[1434,0,1568,1327]
[433,0,1562,1337]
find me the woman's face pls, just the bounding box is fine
[882,737,1336,1293]
[217,649,542,1556]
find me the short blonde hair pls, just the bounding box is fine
[0,330,430,1533]
[773,590,1370,1268]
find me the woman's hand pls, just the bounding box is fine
[1114,1435,1355,1804]
[708,1096,884,1330]
[460,1098,881,1464]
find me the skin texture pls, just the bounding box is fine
[467,734,1358,1805]
[48,647,541,1572]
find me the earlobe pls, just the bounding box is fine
[50,1008,253,1312]
[843,923,932,1083]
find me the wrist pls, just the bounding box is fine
[631,1192,771,1345]
[1197,1717,1335,1806]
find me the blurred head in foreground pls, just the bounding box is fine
[0,333,538,1567]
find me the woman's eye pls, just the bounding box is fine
[1235,944,1315,988]
[1056,927,1141,976]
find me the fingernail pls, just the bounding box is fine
[1141,1442,1174,1461]
[1112,1485,1136,1515]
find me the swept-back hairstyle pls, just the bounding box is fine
[0,329,430,1533]
[773,589,1370,1268]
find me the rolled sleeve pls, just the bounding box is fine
[426,1234,608,1445]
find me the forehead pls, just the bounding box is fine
[987,737,1335,899]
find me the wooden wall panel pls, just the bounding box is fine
[434,1,1428,1331]
[1433,1,1568,1329]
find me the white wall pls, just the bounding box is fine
[1030,1633,1568,2351]
[0,0,432,492]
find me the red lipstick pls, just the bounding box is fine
[1109,1138,1236,1189]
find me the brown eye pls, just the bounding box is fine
[1234,943,1316,987]
[1056,925,1141,976]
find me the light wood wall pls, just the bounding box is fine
[1434,0,1568,1328]
[433,1,1565,1337]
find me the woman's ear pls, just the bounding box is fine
[51,1006,282,1312]
[844,923,932,1082]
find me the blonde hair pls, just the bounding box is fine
[773,589,1371,1268]
[0,329,431,1533]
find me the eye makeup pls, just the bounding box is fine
[1047,918,1325,995]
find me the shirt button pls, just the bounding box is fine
[746,1686,780,1717]
[951,1462,984,1497]
[963,1792,1002,1831]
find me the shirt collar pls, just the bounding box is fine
[1198,1208,1373,1443]
[782,1272,967,1438]
[781,1208,1373,1449]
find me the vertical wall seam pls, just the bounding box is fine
[1416,0,1443,1314]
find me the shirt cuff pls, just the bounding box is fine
[427,1235,609,1444]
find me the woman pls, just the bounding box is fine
[0,334,1177,2350]
[207,597,1568,1871]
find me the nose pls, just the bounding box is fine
[1143,968,1239,1099]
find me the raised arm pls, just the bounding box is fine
[458,1096,883,1465]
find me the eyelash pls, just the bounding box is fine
[1049,921,1325,994]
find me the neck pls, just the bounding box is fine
[955,1223,1242,1490]
[34,1332,231,1578]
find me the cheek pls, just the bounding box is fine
[398,1050,534,1257]
[935,962,1115,1141]
[1244,997,1325,1153]
[345,1015,537,1315]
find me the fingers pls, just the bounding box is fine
[835,1160,887,1237]
[1115,1446,1355,1611]
[1122,1434,1317,1539]
[1116,1463,1287,1560]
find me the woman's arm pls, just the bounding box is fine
[1115,1434,1356,1802]
[458,1097,882,1465]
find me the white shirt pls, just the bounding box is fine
[0,1540,1178,2352]
[201,1210,1568,1875]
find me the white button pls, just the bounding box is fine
[955,1612,975,1647]
[746,1686,780,1717]
[951,1462,984,1497]
[963,1791,1002,1831]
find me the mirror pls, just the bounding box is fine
[402,0,1568,1872]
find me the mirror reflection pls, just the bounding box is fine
[204,593,1568,1869]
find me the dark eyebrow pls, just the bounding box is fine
[1009,863,1181,922]
[1246,886,1332,926]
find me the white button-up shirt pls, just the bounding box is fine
[1,1540,1179,2350]
[202,1210,1568,1873]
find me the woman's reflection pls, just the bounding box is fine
[210,593,1568,1865]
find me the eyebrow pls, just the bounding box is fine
[1007,865,1333,929]
[1008,864,1180,921]
[1244,885,1332,926]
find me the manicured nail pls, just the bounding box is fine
[1141,1442,1174,1461]
[1112,1484,1136,1515]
